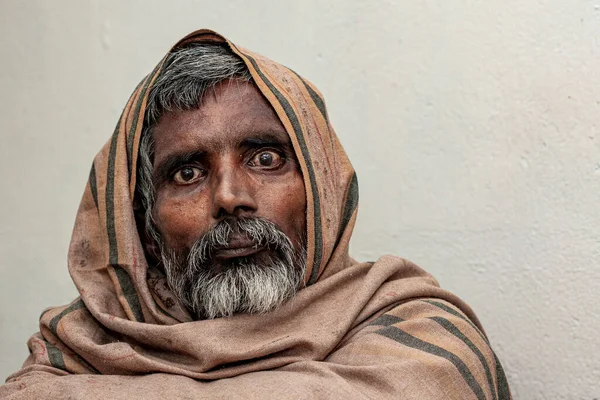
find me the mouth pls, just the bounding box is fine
[213,237,264,260]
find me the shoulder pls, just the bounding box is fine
[328,298,511,400]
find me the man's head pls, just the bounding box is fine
[136,44,307,320]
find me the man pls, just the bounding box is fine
[1,30,510,399]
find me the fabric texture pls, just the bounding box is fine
[1,29,510,399]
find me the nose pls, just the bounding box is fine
[210,163,257,220]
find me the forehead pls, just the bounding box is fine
[151,80,290,162]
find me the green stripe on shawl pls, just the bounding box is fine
[491,353,510,400]
[106,115,144,322]
[334,172,358,249]
[46,342,66,371]
[430,316,498,400]
[46,300,99,373]
[49,299,85,337]
[106,119,121,265]
[89,163,98,209]
[422,300,487,342]
[288,69,329,123]
[126,68,160,179]
[239,51,324,285]
[125,78,145,168]
[113,265,145,322]
[423,300,511,400]
[368,314,404,327]
[377,325,487,400]
[47,336,100,374]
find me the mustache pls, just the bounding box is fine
[184,217,295,267]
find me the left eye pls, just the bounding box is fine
[249,151,283,169]
[172,166,204,184]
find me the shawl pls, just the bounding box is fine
[1,30,510,399]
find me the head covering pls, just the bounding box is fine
[2,30,510,399]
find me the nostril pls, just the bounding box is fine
[215,204,255,220]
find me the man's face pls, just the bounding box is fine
[149,79,307,318]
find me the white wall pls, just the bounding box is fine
[1,1,599,398]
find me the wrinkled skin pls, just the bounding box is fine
[151,80,307,264]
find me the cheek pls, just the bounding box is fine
[154,194,210,249]
[271,172,307,243]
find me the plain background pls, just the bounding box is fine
[1,1,599,398]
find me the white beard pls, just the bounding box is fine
[160,217,306,320]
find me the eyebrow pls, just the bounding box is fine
[240,132,292,150]
[153,150,206,185]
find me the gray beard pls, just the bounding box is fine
[159,217,306,320]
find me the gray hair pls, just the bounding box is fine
[137,43,252,245]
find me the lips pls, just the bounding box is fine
[214,236,264,259]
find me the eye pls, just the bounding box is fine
[172,166,204,184]
[249,150,284,169]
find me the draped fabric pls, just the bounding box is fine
[1,30,510,399]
